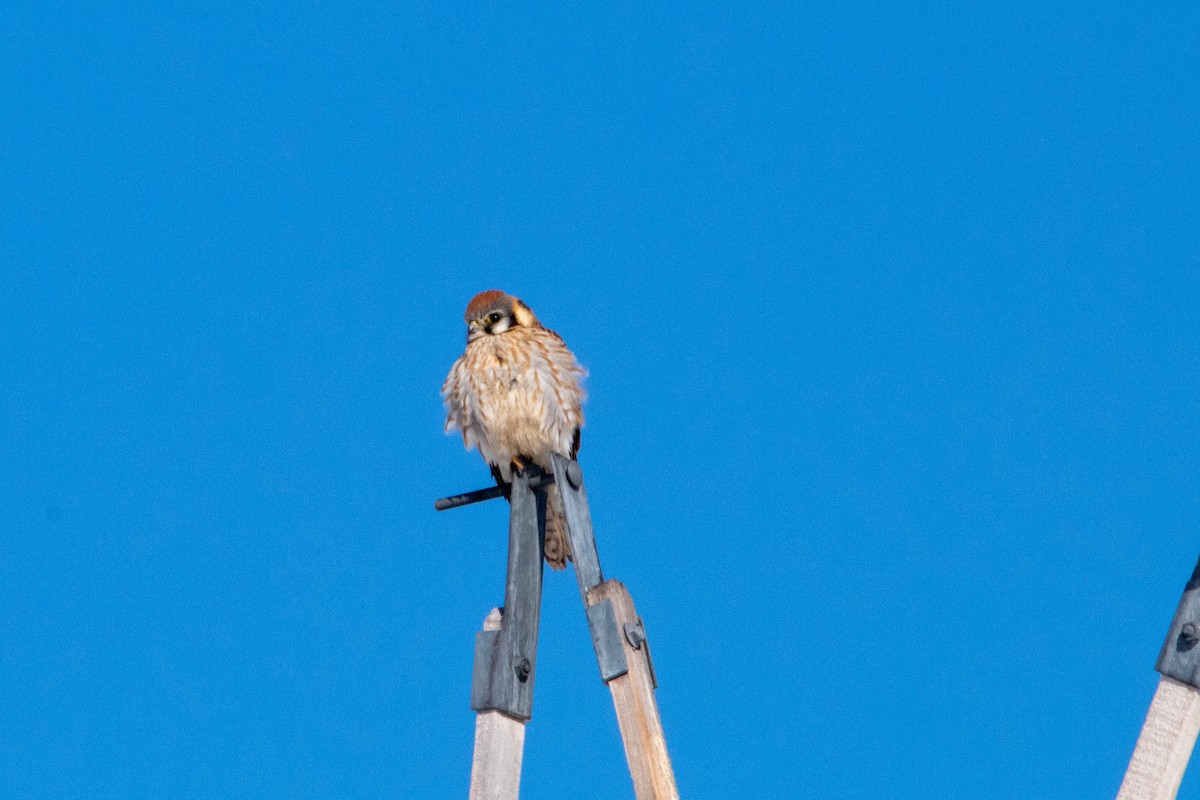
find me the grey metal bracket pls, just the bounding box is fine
[1155,556,1200,688]
[586,600,629,682]
[469,469,546,720]
[624,617,658,689]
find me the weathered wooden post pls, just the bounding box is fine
[466,470,545,799]
[1117,557,1200,800]
[468,608,525,800]
[551,455,679,800]
[439,457,678,800]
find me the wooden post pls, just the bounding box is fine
[469,608,525,800]
[1118,557,1200,799]
[448,459,679,799]
[587,580,679,800]
[1117,676,1200,800]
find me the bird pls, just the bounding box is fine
[441,290,587,569]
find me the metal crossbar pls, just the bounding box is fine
[434,472,555,511]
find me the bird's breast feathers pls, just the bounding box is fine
[442,328,585,465]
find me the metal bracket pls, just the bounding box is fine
[624,617,658,689]
[1155,556,1200,688]
[586,600,629,682]
[624,620,646,649]
[470,625,501,707]
[468,470,546,720]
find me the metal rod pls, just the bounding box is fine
[435,472,556,511]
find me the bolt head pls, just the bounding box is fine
[566,460,583,489]
[624,621,645,650]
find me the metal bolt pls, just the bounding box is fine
[566,460,583,489]
[1182,623,1199,643]
[624,620,646,650]
[515,658,532,682]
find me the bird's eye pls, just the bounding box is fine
[489,312,502,323]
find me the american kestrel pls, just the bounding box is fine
[441,290,587,569]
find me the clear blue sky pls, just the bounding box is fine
[2,3,1198,798]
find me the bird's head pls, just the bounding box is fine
[463,290,539,342]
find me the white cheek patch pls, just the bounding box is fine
[491,318,513,334]
[512,303,537,327]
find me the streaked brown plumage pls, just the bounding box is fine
[441,290,587,569]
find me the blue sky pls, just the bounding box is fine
[2,3,1199,798]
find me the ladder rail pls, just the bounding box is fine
[448,458,679,800]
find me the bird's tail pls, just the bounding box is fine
[543,484,573,570]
